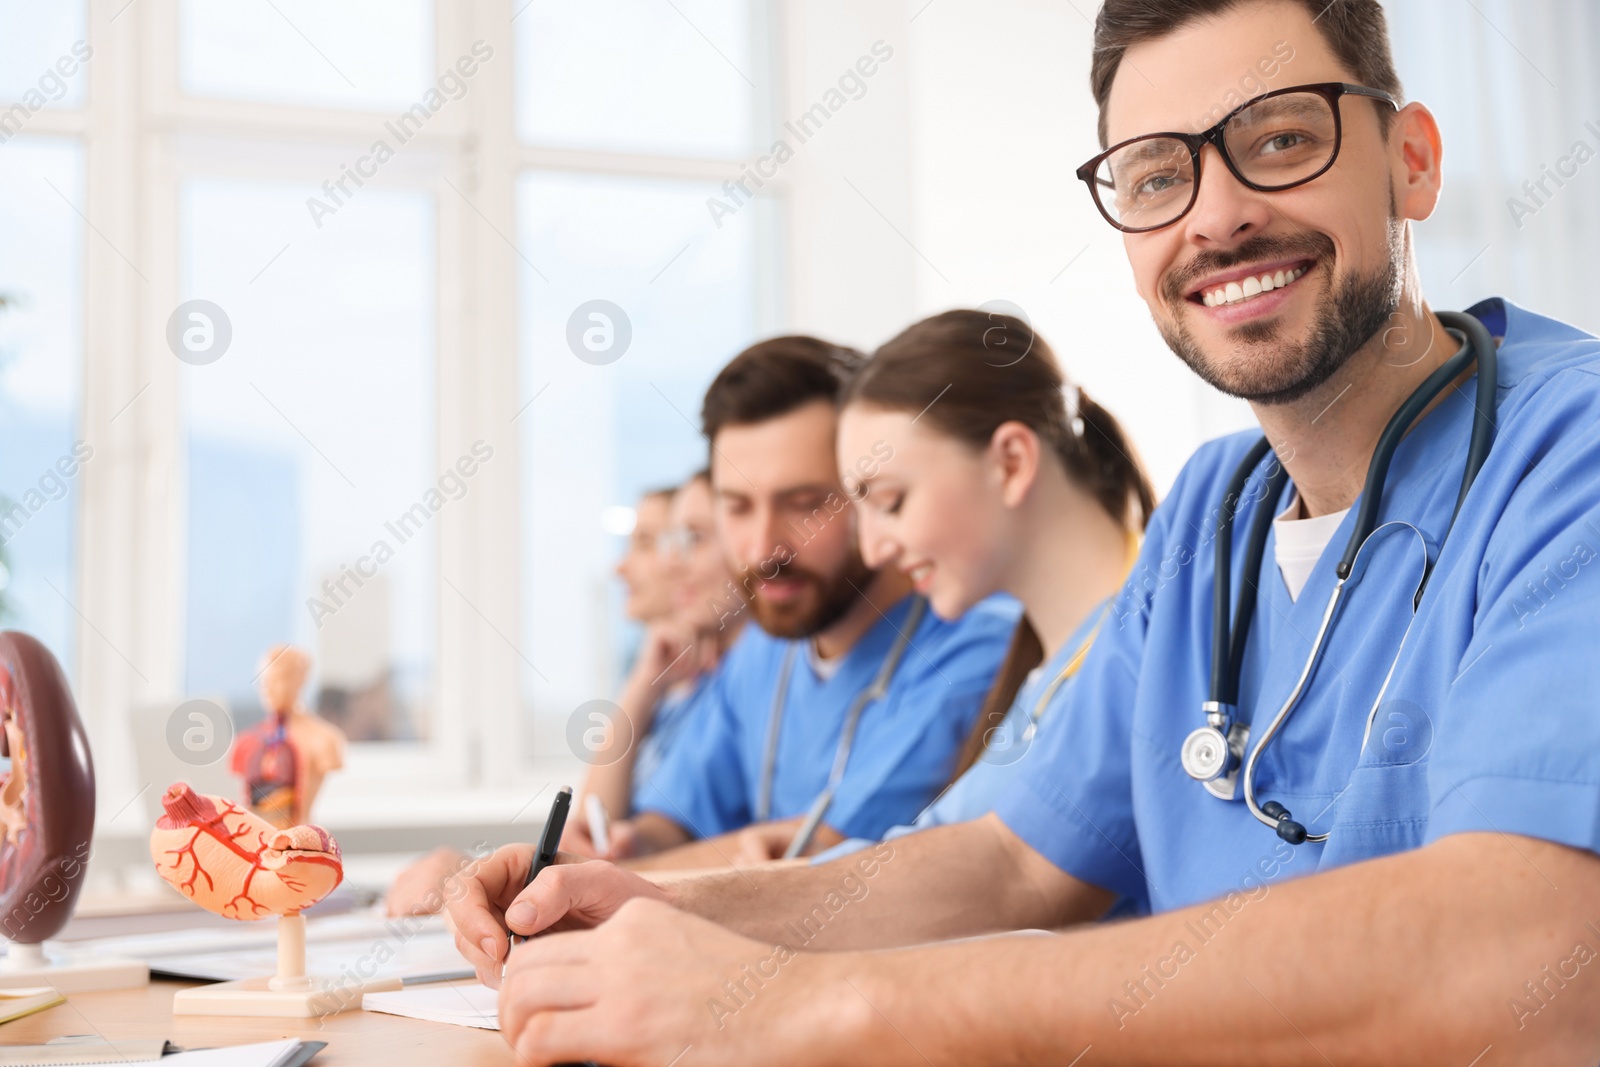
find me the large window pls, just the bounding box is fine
[0,138,84,676]
[180,178,437,744]
[512,0,773,728]
[26,0,776,808]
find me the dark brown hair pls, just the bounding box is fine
[1090,0,1403,147]
[701,336,866,445]
[847,309,1155,777]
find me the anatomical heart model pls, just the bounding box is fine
[150,784,343,920]
[0,631,146,992]
[151,783,397,1016]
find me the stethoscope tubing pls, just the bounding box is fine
[1211,310,1499,843]
[755,597,929,845]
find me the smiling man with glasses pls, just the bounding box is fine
[445,3,1600,1063]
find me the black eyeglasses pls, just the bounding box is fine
[1077,82,1400,233]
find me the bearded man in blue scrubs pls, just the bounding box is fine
[606,335,1017,870]
[450,2,1600,1061]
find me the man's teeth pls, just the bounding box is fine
[1202,266,1307,308]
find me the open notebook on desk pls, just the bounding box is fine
[0,1038,320,1066]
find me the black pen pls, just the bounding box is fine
[510,786,571,947]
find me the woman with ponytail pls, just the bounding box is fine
[794,308,1154,866]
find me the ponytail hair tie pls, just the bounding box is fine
[1064,382,1084,437]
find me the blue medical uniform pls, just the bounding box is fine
[629,671,716,815]
[996,299,1600,915]
[811,605,1105,864]
[637,593,1019,841]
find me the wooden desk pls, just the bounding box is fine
[2,979,516,1065]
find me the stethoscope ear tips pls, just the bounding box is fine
[1260,800,1309,845]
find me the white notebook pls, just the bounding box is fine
[362,984,499,1030]
[0,1038,309,1067]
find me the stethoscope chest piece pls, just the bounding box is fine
[1181,719,1250,800]
[1180,725,1229,779]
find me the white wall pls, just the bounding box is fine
[782,0,1254,497]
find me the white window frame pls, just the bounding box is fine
[67,0,785,819]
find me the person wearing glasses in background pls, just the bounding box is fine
[447,1,1600,1062]
[564,469,746,858]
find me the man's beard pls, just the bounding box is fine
[736,550,877,640]
[1156,225,1403,406]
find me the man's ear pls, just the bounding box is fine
[989,421,1043,508]
[1391,101,1444,224]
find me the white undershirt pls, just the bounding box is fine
[1273,491,1350,601]
[807,640,845,680]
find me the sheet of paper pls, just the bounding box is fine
[362,984,499,1030]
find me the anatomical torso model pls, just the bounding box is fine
[229,645,345,829]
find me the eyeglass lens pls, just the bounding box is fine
[1092,90,1339,230]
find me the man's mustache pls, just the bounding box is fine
[736,560,822,594]
[1162,232,1336,304]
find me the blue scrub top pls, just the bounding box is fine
[812,604,1105,864]
[636,593,1019,841]
[996,298,1600,915]
[629,671,716,815]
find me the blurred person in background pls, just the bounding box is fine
[565,469,747,857]
[614,485,676,627]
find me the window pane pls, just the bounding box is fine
[518,171,761,721]
[180,177,436,744]
[516,0,755,157]
[0,137,84,676]
[179,0,433,111]
[0,0,88,112]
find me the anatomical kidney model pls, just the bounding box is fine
[229,644,346,830]
[0,631,146,992]
[151,783,397,1016]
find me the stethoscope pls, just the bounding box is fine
[1180,310,1499,845]
[756,596,928,858]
